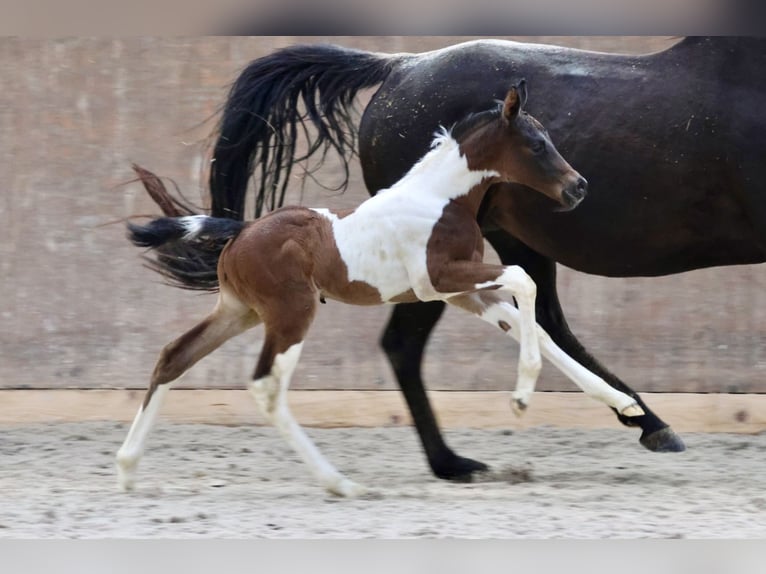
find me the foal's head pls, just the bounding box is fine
[455,81,587,211]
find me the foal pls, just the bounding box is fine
[117,83,641,496]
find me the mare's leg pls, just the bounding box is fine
[484,229,685,452]
[247,293,364,497]
[116,291,259,490]
[381,301,489,480]
[448,291,643,415]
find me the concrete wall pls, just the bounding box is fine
[3,36,765,393]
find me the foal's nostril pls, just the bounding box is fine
[575,177,588,198]
[560,177,588,211]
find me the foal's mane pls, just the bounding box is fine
[428,104,503,158]
[447,104,503,144]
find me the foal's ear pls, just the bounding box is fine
[503,79,527,121]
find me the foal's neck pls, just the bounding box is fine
[452,180,495,219]
[392,132,499,218]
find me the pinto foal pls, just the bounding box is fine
[117,83,642,496]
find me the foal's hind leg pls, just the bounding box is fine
[116,291,258,491]
[247,296,365,497]
[448,291,643,417]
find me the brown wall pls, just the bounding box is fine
[3,36,764,394]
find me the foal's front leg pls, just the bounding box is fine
[432,262,541,413]
[448,291,644,417]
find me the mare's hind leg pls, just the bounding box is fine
[448,291,643,416]
[116,290,259,491]
[247,294,365,497]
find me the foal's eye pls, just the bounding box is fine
[531,140,546,154]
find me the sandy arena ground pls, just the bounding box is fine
[3,422,766,538]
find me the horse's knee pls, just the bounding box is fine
[515,272,537,302]
[497,266,536,303]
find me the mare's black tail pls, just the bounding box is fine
[209,43,410,220]
[128,216,245,292]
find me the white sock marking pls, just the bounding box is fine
[248,342,364,497]
[116,384,171,490]
[475,297,638,412]
[476,267,541,410]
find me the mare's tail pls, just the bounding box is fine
[128,215,245,292]
[209,43,411,220]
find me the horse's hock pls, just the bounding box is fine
[1,37,764,432]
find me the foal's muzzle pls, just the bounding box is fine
[560,176,588,211]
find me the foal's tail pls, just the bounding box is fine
[128,215,245,292]
[209,43,411,221]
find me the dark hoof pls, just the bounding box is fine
[640,426,686,452]
[433,455,489,482]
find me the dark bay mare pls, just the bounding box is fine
[119,86,633,496]
[207,36,766,480]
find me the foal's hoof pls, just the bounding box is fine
[640,426,686,453]
[116,468,136,492]
[433,454,490,482]
[511,397,528,417]
[116,457,137,491]
[620,403,645,418]
[326,477,367,498]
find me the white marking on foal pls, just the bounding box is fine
[312,133,498,302]
[476,267,541,413]
[535,327,644,417]
[179,215,209,239]
[467,293,642,416]
[248,342,365,497]
[116,384,171,491]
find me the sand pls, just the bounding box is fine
[2,422,765,538]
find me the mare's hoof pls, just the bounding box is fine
[433,454,490,482]
[640,426,686,452]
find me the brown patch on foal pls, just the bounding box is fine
[218,206,395,313]
[425,188,508,294]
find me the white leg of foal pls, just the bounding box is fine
[116,384,171,491]
[248,342,365,497]
[480,266,542,414]
[471,296,643,417]
[536,327,644,417]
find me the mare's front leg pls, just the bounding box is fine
[484,229,685,452]
[381,301,489,481]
